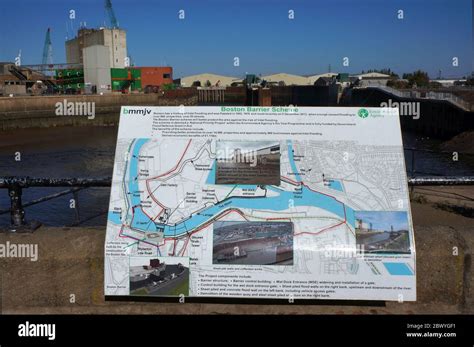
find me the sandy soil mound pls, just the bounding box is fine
[440,131,474,154]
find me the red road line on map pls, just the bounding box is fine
[294,220,345,237]
[140,206,154,221]
[118,225,126,238]
[280,177,349,237]
[147,139,192,181]
[143,139,192,217]
[153,210,164,221]
[119,208,247,254]
[124,144,351,250]
[171,238,177,256]
[281,175,300,185]
[146,180,166,209]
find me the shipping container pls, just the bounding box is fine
[131,80,142,90]
[111,68,129,79]
[130,68,141,79]
[112,80,133,91]
[55,69,84,79]
[112,80,126,90]
[57,76,84,84]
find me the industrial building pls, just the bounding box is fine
[140,67,173,89]
[0,62,54,96]
[354,72,391,87]
[0,1,173,96]
[178,73,240,87]
[64,27,127,94]
[129,259,188,295]
[261,73,312,86]
[59,25,173,94]
[355,219,373,232]
[306,72,338,85]
[66,28,127,69]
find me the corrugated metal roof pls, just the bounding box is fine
[307,73,338,84]
[180,73,240,87]
[356,72,391,78]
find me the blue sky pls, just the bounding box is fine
[0,0,472,78]
[355,211,408,231]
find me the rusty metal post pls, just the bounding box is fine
[8,184,25,227]
[4,182,41,232]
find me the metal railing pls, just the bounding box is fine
[0,177,111,231]
[361,85,473,111]
[1,170,474,231]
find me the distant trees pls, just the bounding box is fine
[402,70,430,88]
[387,79,409,89]
[466,77,474,86]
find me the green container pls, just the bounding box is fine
[112,80,127,90]
[62,77,84,84]
[65,69,83,78]
[130,68,141,79]
[337,73,349,82]
[56,69,83,79]
[111,68,129,79]
[131,80,142,90]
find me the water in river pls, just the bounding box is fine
[0,126,117,227]
[0,126,472,227]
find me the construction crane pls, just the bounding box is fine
[41,28,53,66]
[105,0,119,28]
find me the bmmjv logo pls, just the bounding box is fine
[123,108,152,116]
[357,108,369,118]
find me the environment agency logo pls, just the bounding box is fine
[357,108,369,118]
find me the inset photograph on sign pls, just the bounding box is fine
[212,221,294,265]
[355,211,411,254]
[215,141,280,185]
[129,256,189,296]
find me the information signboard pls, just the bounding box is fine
[105,106,416,301]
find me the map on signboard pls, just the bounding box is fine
[105,106,416,301]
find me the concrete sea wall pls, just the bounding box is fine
[0,223,471,314]
[0,90,198,130]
